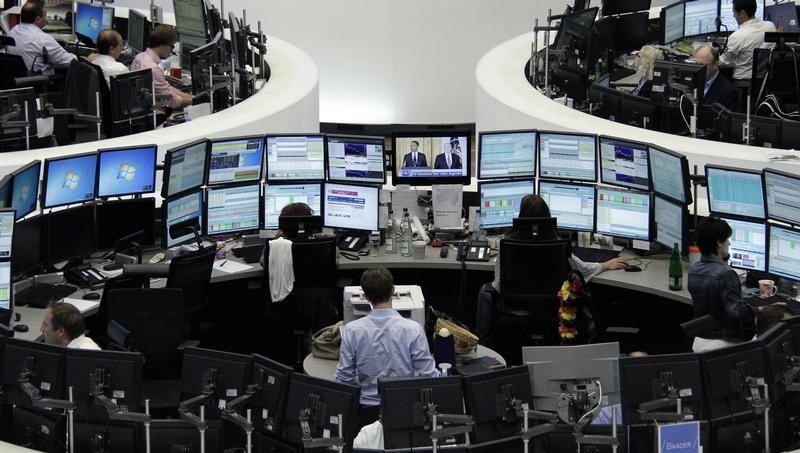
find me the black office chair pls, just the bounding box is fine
[0,53,28,90]
[680,314,716,352]
[51,59,104,144]
[86,274,146,347]
[167,246,216,340]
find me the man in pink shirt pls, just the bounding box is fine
[131,25,193,111]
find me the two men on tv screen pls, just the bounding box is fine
[401,137,463,170]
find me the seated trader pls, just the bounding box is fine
[720,0,775,80]
[694,44,739,112]
[688,217,763,352]
[335,267,439,428]
[94,29,129,86]
[41,302,101,350]
[475,194,627,343]
[631,45,663,98]
[6,1,82,75]
[131,25,193,111]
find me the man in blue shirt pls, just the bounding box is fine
[335,267,438,427]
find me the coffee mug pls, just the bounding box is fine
[758,279,777,298]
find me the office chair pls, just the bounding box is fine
[0,53,28,90]
[86,275,146,347]
[167,246,216,340]
[48,59,104,144]
[680,314,716,352]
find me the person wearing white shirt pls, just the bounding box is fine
[719,0,775,80]
[41,302,101,350]
[6,1,84,75]
[94,29,129,86]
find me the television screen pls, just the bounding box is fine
[322,183,379,232]
[326,135,385,185]
[265,135,326,182]
[207,136,264,185]
[97,145,157,197]
[42,153,98,209]
[393,133,470,185]
[477,130,536,180]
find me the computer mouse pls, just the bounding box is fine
[83,292,101,300]
[13,324,29,333]
[624,265,642,272]
[440,247,449,258]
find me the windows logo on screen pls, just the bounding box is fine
[15,185,29,203]
[62,171,80,190]
[116,163,137,181]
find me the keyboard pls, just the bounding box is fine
[571,247,621,264]
[15,283,76,308]
[752,294,800,315]
[165,74,191,91]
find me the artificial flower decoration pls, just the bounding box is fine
[557,272,584,345]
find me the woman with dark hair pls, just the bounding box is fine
[475,194,627,343]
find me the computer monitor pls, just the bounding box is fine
[662,0,685,44]
[95,198,155,250]
[477,130,536,180]
[0,208,13,259]
[478,179,535,230]
[725,112,782,147]
[228,12,249,70]
[588,76,622,120]
[601,0,651,16]
[684,0,718,37]
[781,119,800,150]
[705,165,765,220]
[700,340,769,419]
[322,182,379,232]
[263,183,323,229]
[722,216,766,272]
[9,160,40,219]
[163,139,209,198]
[758,323,795,404]
[648,145,692,204]
[42,153,98,209]
[265,134,326,182]
[655,195,689,255]
[181,32,209,74]
[0,87,38,138]
[283,373,360,449]
[720,0,765,31]
[764,168,800,226]
[44,203,95,267]
[537,180,595,232]
[64,348,143,418]
[552,65,589,102]
[599,137,650,191]
[326,135,386,185]
[163,190,203,248]
[612,12,650,53]
[617,91,661,130]
[379,376,467,449]
[3,338,66,408]
[250,354,293,436]
[11,215,42,280]
[651,60,705,105]
[595,187,652,241]
[126,9,147,53]
[207,136,264,186]
[0,262,11,319]
[96,145,157,198]
[553,7,599,73]
[150,419,223,452]
[522,343,620,415]
[0,175,10,209]
[172,0,207,36]
[462,366,533,443]
[205,183,261,236]
[75,2,114,44]
[109,68,154,129]
[181,347,251,419]
[392,132,471,185]
[512,217,558,241]
[73,423,136,453]
[537,131,597,182]
[767,223,800,283]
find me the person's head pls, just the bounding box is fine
[694,217,732,259]
[147,24,178,59]
[694,44,720,81]
[280,202,313,217]
[518,194,551,218]
[635,45,664,81]
[732,0,757,24]
[20,1,46,27]
[410,140,419,152]
[97,29,124,59]
[41,302,86,346]
[447,137,461,153]
[360,267,394,305]
[756,305,794,336]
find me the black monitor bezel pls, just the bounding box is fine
[536,178,597,233]
[763,167,800,227]
[537,130,598,183]
[704,164,766,222]
[44,203,97,266]
[262,182,324,230]
[95,197,156,251]
[598,135,652,191]
[162,189,204,249]
[64,347,144,416]
[41,152,98,210]
[477,129,538,181]
[180,346,252,408]
[203,181,263,236]
[9,160,41,220]
[477,178,536,230]
[654,194,690,255]
[206,135,265,187]
[683,0,719,38]
[0,207,14,260]
[647,144,692,205]
[322,181,380,232]
[3,338,67,407]
[10,214,43,281]
[700,338,770,419]
[126,8,148,53]
[766,223,800,283]
[162,138,210,199]
[391,130,472,186]
[250,354,294,436]
[462,366,532,444]
[96,144,158,198]
[595,186,654,241]
[264,133,327,183]
[172,0,209,38]
[325,134,387,185]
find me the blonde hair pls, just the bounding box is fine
[636,45,664,81]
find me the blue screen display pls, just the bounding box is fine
[11,162,40,218]
[43,154,97,208]
[97,146,157,197]
[75,3,114,43]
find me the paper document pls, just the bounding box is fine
[432,184,463,229]
[392,185,426,220]
[61,297,100,314]
[213,260,252,274]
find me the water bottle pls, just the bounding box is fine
[400,208,412,257]
[669,243,683,291]
[385,206,397,254]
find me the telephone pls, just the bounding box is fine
[457,240,491,262]
[64,264,106,287]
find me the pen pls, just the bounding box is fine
[219,260,227,267]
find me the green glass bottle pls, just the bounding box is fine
[669,242,683,291]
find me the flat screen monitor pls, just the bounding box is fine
[322,183,379,232]
[44,203,95,266]
[42,153,98,209]
[554,7,599,51]
[705,165,765,220]
[700,340,769,419]
[478,179,535,230]
[0,87,38,138]
[3,338,66,407]
[764,168,800,226]
[11,215,42,280]
[207,136,264,186]
[613,12,650,53]
[477,130,537,180]
[655,195,688,255]
[393,132,471,185]
[180,32,208,73]
[758,323,795,404]
[180,347,251,419]
[163,190,203,248]
[463,366,532,444]
[75,2,114,44]
[126,9,147,53]
[283,373,360,449]
[0,262,10,313]
[0,208,13,259]
[205,183,261,236]
[767,223,800,282]
[537,131,597,182]
[537,180,595,232]
[684,0,718,37]
[595,187,652,241]
[764,2,797,31]
[720,0,765,31]
[601,0,651,16]
[326,135,386,185]
[781,119,800,153]
[265,134,326,182]
[164,139,208,198]
[648,145,691,204]
[662,0,685,44]
[64,348,143,418]
[263,183,322,229]
[250,354,293,436]
[96,145,157,198]
[599,136,650,191]
[172,0,206,36]
[0,176,10,209]
[228,12,248,69]
[723,216,766,272]
[95,198,155,250]
[73,423,136,453]
[10,160,40,219]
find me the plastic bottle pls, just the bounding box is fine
[669,242,683,291]
[385,206,397,254]
[400,208,412,257]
